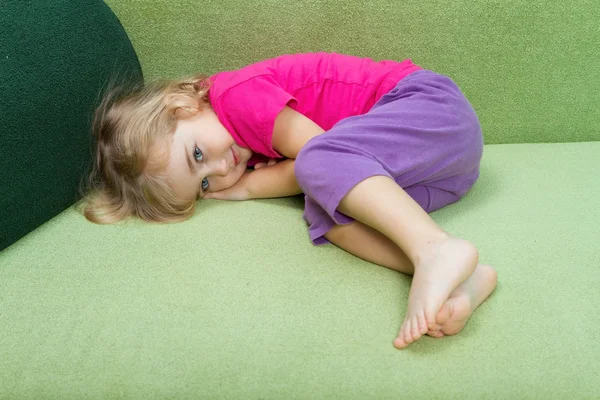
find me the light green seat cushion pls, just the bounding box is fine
[1,142,598,397]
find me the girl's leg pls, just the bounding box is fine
[323,183,466,274]
[325,219,414,274]
[296,70,486,348]
[336,176,479,348]
[324,220,497,340]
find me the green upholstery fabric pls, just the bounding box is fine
[106,0,600,145]
[1,0,599,397]
[0,0,142,250]
[1,142,598,397]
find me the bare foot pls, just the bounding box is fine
[393,236,478,349]
[426,264,497,338]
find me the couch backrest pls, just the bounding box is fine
[105,0,599,145]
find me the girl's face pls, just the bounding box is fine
[165,106,253,201]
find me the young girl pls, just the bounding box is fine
[85,52,497,349]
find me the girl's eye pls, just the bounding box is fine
[194,146,203,161]
[201,177,209,190]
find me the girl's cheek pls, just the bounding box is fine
[210,173,241,192]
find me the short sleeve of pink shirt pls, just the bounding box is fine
[209,52,421,160]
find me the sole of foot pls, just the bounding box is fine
[426,264,498,338]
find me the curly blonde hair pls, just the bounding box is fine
[82,75,212,224]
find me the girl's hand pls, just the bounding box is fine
[204,158,298,201]
[253,158,278,170]
[202,171,251,201]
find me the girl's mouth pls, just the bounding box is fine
[231,147,240,166]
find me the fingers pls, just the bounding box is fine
[254,159,278,170]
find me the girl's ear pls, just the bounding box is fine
[193,77,209,91]
[170,92,203,119]
[174,105,199,119]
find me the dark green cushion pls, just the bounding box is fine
[0,0,143,250]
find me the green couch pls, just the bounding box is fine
[1,0,598,398]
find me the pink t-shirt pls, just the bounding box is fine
[209,52,421,161]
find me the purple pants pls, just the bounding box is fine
[294,70,483,245]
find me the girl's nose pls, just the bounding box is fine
[212,158,228,176]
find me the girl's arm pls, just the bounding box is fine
[205,106,325,200]
[215,158,301,200]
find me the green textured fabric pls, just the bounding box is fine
[0,0,142,250]
[105,0,600,145]
[2,0,599,397]
[1,142,599,397]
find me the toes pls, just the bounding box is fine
[394,322,411,349]
[403,322,414,345]
[425,310,439,331]
[394,323,407,349]
[393,333,406,349]
[411,316,423,340]
[428,322,442,332]
[427,330,445,338]
[393,336,407,349]
[396,313,432,349]
[417,313,428,335]
[435,303,452,326]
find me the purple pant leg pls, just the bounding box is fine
[295,70,483,245]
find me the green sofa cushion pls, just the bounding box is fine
[1,142,598,397]
[0,0,142,250]
[106,0,600,145]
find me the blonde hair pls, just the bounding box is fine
[82,74,212,224]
